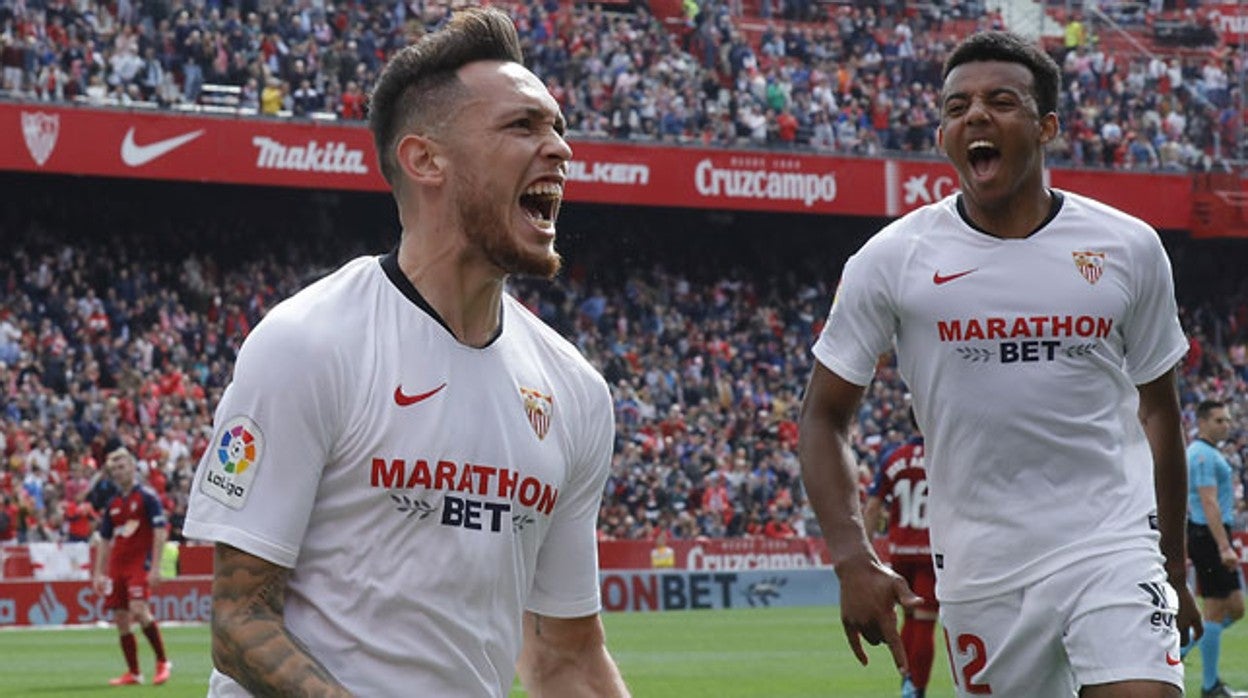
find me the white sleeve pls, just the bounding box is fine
[183,306,343,568]
[525,375,613,618]
[811,236,899,387]
[1123,225,1187,385]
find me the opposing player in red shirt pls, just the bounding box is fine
[91,442,172,686]
[864,412,935,698]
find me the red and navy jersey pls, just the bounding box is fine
[868,437,931,562]
[100,485,167,574]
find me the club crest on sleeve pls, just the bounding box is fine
[199,415,264,509]
[1072,250,1106,285]
[519,387,553,441]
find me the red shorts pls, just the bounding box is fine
[104,571,151,611]
[892,558,938,614]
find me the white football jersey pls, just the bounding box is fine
[185,253,613,697]
[814,191,1187,602]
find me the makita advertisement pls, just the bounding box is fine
[8,102,383,191]
[0,101,1201,229]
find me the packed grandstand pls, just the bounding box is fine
[0,0,1240,167]
[1,0,1247,552]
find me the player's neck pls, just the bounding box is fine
[395,240,505,348]
[960,186,1054,240]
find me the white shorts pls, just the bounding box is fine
[939,551,1183,697]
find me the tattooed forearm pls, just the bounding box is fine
[211,544,352,697]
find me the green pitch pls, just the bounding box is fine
[0,608,1243,697]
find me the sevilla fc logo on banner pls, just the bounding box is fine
[21,111,60,167]
[1072,250,1106,285]
[520,387,553,441]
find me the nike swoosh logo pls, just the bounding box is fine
[120,127,205,167]
[1164,652,1181,666]
[933,268,978,285]
[394,383,447,406]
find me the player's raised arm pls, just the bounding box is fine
[799,362,919,674]
[209,543,351,697]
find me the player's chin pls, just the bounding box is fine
[505,244,562,279]
[524,249,562,279]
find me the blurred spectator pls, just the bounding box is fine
[0,493,16,542]
[259,76,283,115]
[63,487,98,542]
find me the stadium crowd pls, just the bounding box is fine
[0,0,1246,548]
[1,182,1247,548]
[0,0,1240,170]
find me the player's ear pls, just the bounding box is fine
[1038,112,1059,145]
[936,125,944,151]
[395,133,444,186]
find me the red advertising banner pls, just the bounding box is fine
[566,143,889,216]
[885,158,962,218]
[1210,4,1248,41]
[0,101,1213,231]
[885,158,1194,231]
[1049,166,1193,231]
[0,578,213,627]
[597,537,831,570]
[6,102,385,191]
[3,102,886,215]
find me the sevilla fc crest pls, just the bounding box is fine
[21,111,60,167]
[520,387,553,440]
[1072,250,1105,285]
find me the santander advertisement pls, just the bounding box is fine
[0,579,214,626]
[1,101,1204,231]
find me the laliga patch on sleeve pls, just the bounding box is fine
[199,415,264,510]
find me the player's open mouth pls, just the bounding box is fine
[967,140,1001,179]
[520,182,562,230]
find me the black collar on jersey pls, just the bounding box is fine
[379,250,504,348]
[956,189,1064,239]
[1197,437,1220,448]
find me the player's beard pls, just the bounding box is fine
[454,170,562,280]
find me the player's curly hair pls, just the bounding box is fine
[367,7,524,188]
[942,31,1062,118]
